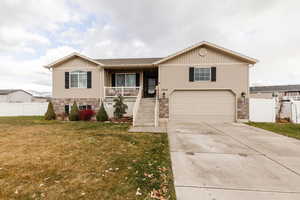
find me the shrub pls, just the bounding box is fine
[113,95,128,119]
[96,102,109,121]
[69,102,80,121]
[79,109,95,121]
[44,102,56,120]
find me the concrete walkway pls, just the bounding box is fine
[168,121,300,200]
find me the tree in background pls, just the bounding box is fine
[113,95,128,119]
[69,102,80,121]
[96,102,109,121]
[44,101,56,120]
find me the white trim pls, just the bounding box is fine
[193,67,211,82]
[154,41,258,65]
[69,71,88,88]
[44,52,103,68]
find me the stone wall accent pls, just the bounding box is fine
[237,97,249,120]
[52,98,100,114]
[159,98,169,118]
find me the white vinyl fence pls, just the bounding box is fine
[249,98,276,122]
[290,101,300,123]
[0,102,48,116]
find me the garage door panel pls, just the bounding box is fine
[170,90,235,122]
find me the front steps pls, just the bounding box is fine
[134,98,155,127]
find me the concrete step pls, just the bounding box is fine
[134,98,156,127]
[135,122,155,127]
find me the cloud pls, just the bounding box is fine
[1,0,300,93]
[0,46,78,92]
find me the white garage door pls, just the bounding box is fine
[170,90,235,122]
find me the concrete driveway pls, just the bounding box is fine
[168,121,300,200]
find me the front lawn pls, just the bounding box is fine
[247,122,300,140]
[0,117,176,200]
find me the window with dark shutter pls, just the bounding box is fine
[65,105,69,114]
[65,72,69,89]
[211,67,216,82]
[112,73,116,87]
[87,105,92,110]
[87,71,92,88]
[136,73,140,87]
[189,67,194,82]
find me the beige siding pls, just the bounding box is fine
[52,57,102,99]
[170,90,235,122]
[163,45,246,65]
[159,46,250,98]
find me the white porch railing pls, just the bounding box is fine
[133,87,143,126]
[154,86,159,127]
[104,87,140,98]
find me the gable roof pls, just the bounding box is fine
[95,57,162,66]
[154,41,258,65]
[0,89,32,96]
[44,52,103,68]
[44,41,258,68]
[250,85,300,93]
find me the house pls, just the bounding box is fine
[250,85,300,100]
[44,41,258,126]
[0,89,33,103]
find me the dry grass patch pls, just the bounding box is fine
[0,117,175,200]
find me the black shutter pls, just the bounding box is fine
[65,105,69,114]
[65,72,69,89]
[211,67,216,82]
[87,105,92,110]
[112,73,116,87]
[136,73,140,87]
[87,71,92,88]
[189,67,194,82]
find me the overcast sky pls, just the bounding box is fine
[0,0,299,93]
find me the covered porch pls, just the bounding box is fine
[103,67,158,99]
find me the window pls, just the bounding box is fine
[64,105,69,114]
[115,73,136,87]
[79,105,92,110]
[70,71,87,88]
[194,68,211,81]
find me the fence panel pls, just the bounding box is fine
[249,98,276,122]
[0,103,48,116]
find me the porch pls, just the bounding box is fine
[103,68,158,99]
[102,67,159,127]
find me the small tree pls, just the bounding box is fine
[96,102,109,121]
[113,95,128,119]
[69,102,80,121]
[44,101,56,120]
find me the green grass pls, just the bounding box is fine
[0,116,176,200]
[247,122,300,140]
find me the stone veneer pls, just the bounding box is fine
[159,98,169,118]
[237,97,249,120]
[52,98,100,114]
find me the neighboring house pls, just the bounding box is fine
[250,85,300,100]
[44,41,257,126]
[32,96,50,103]
[0,90,33,103]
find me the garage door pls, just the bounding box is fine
[170,90,235,122]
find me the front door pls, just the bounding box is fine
[143,71,158,98]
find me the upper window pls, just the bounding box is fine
[116,73,136,87]
[194,68,211,81]
[70,71,87,88]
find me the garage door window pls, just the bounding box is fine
[194,68,211,81]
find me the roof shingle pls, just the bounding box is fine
[250,85,300,93]
[94,57,163,65]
